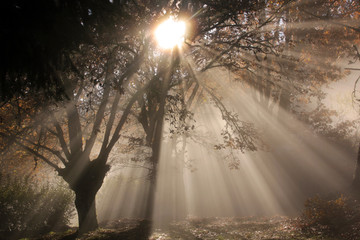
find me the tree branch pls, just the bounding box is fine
[99,91,121,154]
[22,138,67,166]
[49,113,72,160]
[103,82,151,159]
[0,132,61,171]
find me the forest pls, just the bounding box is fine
[0,0,360,239]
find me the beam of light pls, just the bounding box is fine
[96,57,355,233]
[149,101,353,226]
[97,166,151,222]
[149,64,354,226]
[155,17,186,50]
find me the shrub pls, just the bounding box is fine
[0,174,74,236]
[299,193,360,237]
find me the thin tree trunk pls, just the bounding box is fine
[143,107,165,223]
[278,88,291,121]
[142,50,180,238]
[352,142,360,195]
[277,6,292,120]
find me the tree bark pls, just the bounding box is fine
[75,190,98,234]
[141,50,180,238]
[278,88,291,114]
[60,158,109,235]
[352,142,360,195]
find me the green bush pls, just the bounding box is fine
[0,174,75,235]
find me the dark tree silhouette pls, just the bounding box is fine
[0,0,156,234]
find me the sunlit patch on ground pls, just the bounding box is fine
[152,215,360,240]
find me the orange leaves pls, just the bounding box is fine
[300,51,312,64]
[353,11,360,20]
[297,96,309,104]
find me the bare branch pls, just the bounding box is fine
[103,83,151,159]
[100,91,121,154]
[48,113,71,160]
[22,138,67,166]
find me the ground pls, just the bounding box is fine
[21,216,360,240]
[151,216,300,240]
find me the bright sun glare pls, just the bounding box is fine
[155,17,186,49]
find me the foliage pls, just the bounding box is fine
[297,103,358,147]
[298,194,360,238]
[302,195,348,231]
[165,93,196,136]
[0,0,142,101]
[0,174,75,235]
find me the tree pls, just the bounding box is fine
[184,0,360,195]
[0,0,156,233]
[350,47,360,191]
[130,1,292,229]
[288,0,360,191]
[1,44,143,234]
[189,0,359,120]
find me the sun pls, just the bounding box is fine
[155,17,186,49]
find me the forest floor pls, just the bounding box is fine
[23,216,360,240]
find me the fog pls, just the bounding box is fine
[97,67,355,227]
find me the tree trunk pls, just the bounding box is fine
[140,50,179,239]
[60,158,109,235]
[278,7,292,120]
[144,135,162,220]
[278,88,291,119]
[75,191,98,234]
[137,138,162,239]
[352,142,360,195]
